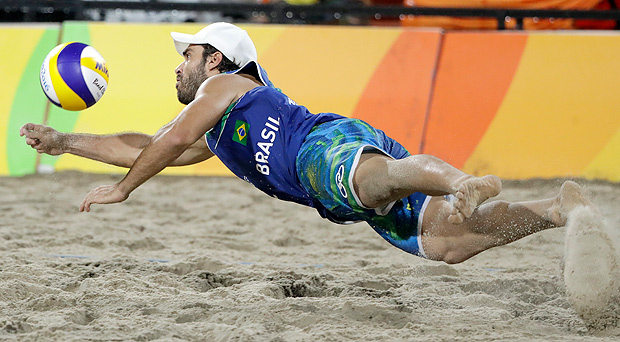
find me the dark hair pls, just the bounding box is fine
[201,44,239,72]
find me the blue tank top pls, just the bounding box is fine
[205,62,343,212]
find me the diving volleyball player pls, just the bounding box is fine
[20,23,595,264]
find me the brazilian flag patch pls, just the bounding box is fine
[233,120,249,146]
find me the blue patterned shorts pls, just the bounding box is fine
[296,118,430,258]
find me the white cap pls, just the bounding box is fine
[171,22,257,67]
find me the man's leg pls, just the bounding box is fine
[353,153,502,223]
[353,153,595,263]
[419,181,594,263]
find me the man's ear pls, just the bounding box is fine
[205,51,223,72]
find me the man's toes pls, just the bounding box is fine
[456,191,464,200]
[454,199,475,217]
[454,197,466,211]
[448,212,464,224]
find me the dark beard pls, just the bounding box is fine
[176,64,208,105]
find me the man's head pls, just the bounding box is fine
[171,23,257,104]
[174,43,240,104]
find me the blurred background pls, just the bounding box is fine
[2,1,620,182]
[1,0,619,29]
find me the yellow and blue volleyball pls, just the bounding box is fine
[40,42,109,111]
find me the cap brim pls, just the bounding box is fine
[171,31,200,56]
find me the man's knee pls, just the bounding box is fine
[357,180,400,208]
[424,239,471,264]
[423,231,497,264]
[354,154,400,208]
[442,254,468,265]
[421,199,514,264]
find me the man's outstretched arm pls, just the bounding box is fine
[79,74,241,212]
[19,123,213,167]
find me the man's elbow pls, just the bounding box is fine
[153,122,200,151]
[163,131,196,150]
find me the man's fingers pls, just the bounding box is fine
[80,197,90,212]
[80,189,94,212]
[79,184,127,212]
[25,137,42,146]
[25,138,45,154]
[20,123,35,136]
[21,126,42,140]
[20,123,36,133]
[81,188,99,212]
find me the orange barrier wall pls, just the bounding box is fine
[423,31,620,181]
[352,29,442,155]
[422,32,529,169]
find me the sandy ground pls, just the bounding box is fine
[0,172,619,342]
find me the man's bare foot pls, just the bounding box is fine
[448,175,502,224]
[548,181,598,226]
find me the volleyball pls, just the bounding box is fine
[40,42,109,111]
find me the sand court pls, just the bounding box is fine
[1,172,619,341]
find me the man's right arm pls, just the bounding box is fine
[19,123,213,168]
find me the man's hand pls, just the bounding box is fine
[20,123,66,156]
[80,183,129,212]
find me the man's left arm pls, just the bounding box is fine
[80,76,236,212]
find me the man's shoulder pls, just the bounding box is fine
[199,73,261,98]
[204,73,246,86]
[217,71,261,82]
